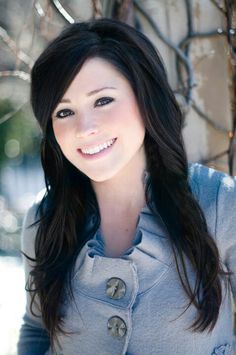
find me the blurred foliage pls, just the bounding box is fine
[0,99,41,166]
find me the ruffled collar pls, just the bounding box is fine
[72,201,173,299]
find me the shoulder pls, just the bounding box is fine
[188,162,236,256]
[188,162,224,196]
[187,162,235,209]
[188,161,236,193]
[21,188,47,258]
[188,162,236,232]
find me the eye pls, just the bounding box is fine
[55,109,74,119]
[95,97,114,107]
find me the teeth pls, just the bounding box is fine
[81,139,115,155]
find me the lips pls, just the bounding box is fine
[77,138,117,159]
[78,138,117,154]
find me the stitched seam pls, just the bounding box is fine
[73,288,132,309]
[138,256,175,296]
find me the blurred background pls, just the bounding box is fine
[0,0,236,354]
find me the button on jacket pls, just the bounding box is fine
[17,163,236,355]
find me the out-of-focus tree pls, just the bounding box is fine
[0,99,41,166]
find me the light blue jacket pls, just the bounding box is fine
[17,163,236,355]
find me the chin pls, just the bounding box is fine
[87,169,120,183]
[89,174,114,183]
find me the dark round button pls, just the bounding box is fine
[107,316,127,337]
[106,277,126,299]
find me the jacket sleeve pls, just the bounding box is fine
[216,173,236,306]
[17,199,50,355]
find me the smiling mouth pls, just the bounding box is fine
[78,138,117,155]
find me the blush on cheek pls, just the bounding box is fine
[52,125,63,139]
[52,127,68,148]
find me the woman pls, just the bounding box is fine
[17,18,235,354]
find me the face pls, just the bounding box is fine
[52,57,146,182]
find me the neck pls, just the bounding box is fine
[91,149,147,219]
[90,147,148,257]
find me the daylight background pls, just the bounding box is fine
[0,0,235,354]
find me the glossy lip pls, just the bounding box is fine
[77,138,117,160]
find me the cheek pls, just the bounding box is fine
[52,123,70,147]
[119,100,145,133]
[110,103,136,126]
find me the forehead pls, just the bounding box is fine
[65,57,128,95]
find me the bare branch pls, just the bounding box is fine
[34,1,63,33]
[0,70,30,82]
[50,0,75,24]
[133,0,195,104]
[117,0,134,24]
[210,0,226,14]
[0,26,34,69]
[191,101,228,133]
[0,102,29,125]
[35,1,45,17]
[92,0,103,18]
[200,149,229,165]
[224,0,236,65]
[14,0,38,70]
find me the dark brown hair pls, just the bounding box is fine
[26,18,229,347]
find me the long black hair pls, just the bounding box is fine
[27,18,229,347]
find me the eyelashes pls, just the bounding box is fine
[95,97,114,107]
[55,96,114,119]
[56,108,74,119]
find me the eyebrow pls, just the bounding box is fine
[59,86,117,103]
[87,86,117,96]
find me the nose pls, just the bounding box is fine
[75,115,100,138]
